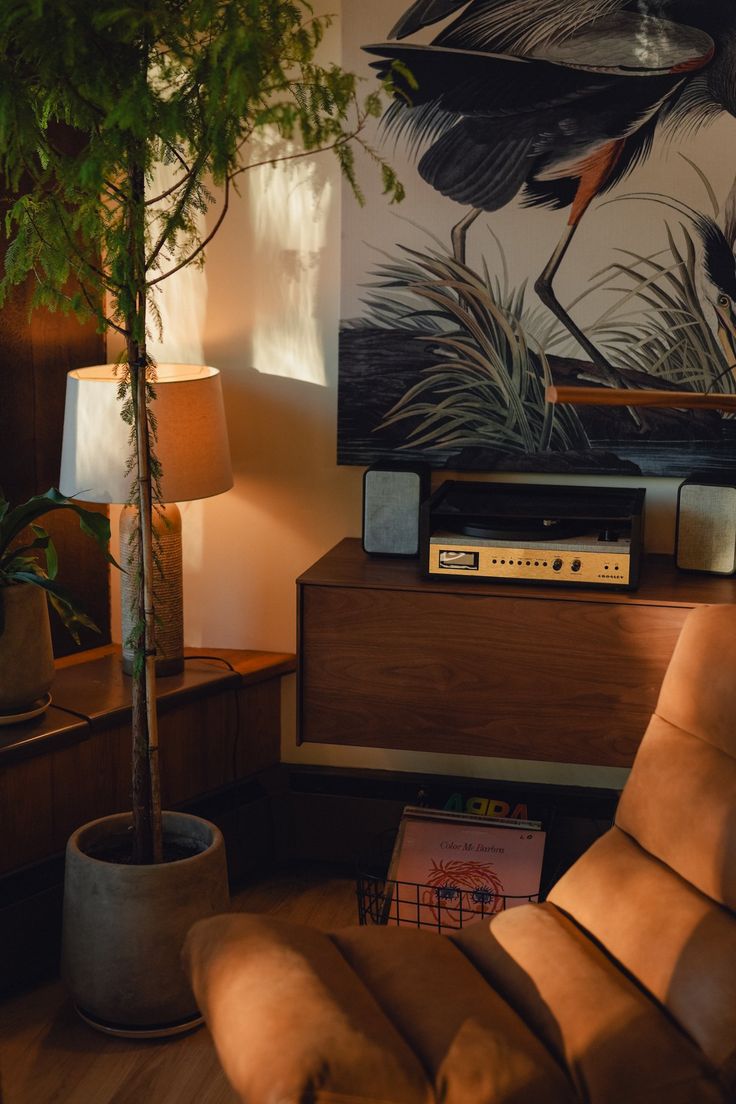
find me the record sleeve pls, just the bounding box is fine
[384,807,545,932]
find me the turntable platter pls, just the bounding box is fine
[456,518,591,542]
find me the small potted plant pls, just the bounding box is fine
[0,487,112,719]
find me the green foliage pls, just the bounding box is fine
[0,0,402,337]
[359,232,588,456]
[0,0,402,860]
[0,488,115,641]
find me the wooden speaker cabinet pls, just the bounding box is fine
[297,539,736,769]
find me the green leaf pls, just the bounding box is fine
[0,488,116,569]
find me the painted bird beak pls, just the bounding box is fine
[715,303,736,370]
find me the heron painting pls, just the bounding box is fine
[337,0,736,475]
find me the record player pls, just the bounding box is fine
[421,481,645,590]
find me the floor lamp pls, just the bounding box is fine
[59,364,233,675]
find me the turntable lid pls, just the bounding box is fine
[430,480,645,524]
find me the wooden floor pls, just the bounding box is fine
[0,867,358,1104]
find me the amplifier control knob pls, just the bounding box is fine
[552,558,563,572]
[571,559,582,573]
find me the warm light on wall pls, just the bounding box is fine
[249,143,333,386]
[147,161,208,366]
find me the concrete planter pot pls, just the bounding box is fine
[0,583,54,715]
[62,810,230,1037]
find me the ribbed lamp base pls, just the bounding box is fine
[120,503,184,677]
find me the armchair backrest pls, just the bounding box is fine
[615,603,736,908]
[547,604,736,1090]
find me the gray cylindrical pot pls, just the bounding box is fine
[0,583,54,713]
[62,811,229,1036]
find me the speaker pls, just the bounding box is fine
[675,473,736,575]
[362,463,430,556]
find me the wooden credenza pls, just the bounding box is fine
[297,539,736,768]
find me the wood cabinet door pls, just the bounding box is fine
[298,584,688,767]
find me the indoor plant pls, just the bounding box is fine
[0,487,112,716]
[0,0,400,1033]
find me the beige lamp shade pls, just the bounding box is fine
[59,363,233,504]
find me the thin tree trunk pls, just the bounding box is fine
[128,153,163,865]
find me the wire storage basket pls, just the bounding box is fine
[357,872,540,933]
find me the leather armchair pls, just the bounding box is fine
[184,604,736,1103]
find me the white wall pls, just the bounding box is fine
[113,3,698,791]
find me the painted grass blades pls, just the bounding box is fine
[586,224,734,395]
[364,237,588,456]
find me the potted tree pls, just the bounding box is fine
[0,488,113,718]
[0,0,401,1034]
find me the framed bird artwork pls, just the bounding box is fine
[337,0,736,476]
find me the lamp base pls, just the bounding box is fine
[120,503,184,677]
[121,653,184,678]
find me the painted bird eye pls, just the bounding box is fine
[718,294,730,307]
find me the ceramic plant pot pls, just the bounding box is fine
[61,810,230,1037]
[0,583,54,715]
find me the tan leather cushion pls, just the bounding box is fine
[652,604,736,759]
[185,913,575,1104]
[549,826,736,1087]
[186,902,728,1104]
[453,902,726,1104]
[333,925,574,1104]
[183,913,431,1103]
[615,605,736,912]
[616,713,736,910]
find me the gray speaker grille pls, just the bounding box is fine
[677,484,736,573]
[363,470,421,555]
